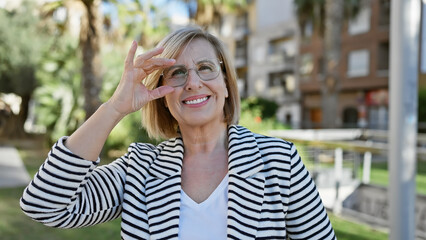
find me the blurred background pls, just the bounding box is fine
[0,0,425,239]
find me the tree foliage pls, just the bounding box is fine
[0,1,51,137]
[34,36,85,145]
[0,2,47,96]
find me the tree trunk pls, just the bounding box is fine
[321,0,343,128]
[0,94,30,138]
[80,0,103,120]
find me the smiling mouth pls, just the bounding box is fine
[183,96,210,105]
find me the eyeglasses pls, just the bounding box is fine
[161,58,223,87]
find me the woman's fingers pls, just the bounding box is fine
[124,41,138,70]
[134,47,164,65]
[148,86,174,100]
[137,58,176,74]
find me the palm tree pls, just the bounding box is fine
[79,0,103,119]
[180,0,248,30]
[295,0,360,128]
[41,0,103,119]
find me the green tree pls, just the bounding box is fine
[41,0,171,121]
[0,2,49,137]
[180,0,247,28]
[114,0,170,48]
[294,0,361,128]
[41,0,104,120]
[34,36,86,145]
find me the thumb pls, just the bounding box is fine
[148,86,174,100]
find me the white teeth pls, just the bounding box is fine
[184,97,208,105]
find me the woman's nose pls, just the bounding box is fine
[185,69,203,90]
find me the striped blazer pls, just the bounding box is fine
[21,125,336,239]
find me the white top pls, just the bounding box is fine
[178,175,229,240]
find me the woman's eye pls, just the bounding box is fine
[198,63,214,72]
[170,68,186,77]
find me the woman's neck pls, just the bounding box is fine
[179,122,228,156]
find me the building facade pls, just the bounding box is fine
[219,0,301,128]
[299,0,390,129]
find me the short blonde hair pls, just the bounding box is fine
[141,25,240,140]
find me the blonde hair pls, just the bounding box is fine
[141,25,240,140]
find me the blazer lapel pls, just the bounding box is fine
[144,126,266,239]
[145,138,184,240]
[227,126,265,239]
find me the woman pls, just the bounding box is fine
[21,26,336,240]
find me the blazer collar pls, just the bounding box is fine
[148,125,264,179]
[145,125,265,239]
[227,125,264,177]
[147,138,184,179]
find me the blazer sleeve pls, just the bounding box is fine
[285,143,337,240]
[20,137,128,228]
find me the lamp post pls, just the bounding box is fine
[388,0,420,239]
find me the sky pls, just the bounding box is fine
[102,0,190,26]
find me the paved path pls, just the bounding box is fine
[0,146,31,188]
[317,184,359,211]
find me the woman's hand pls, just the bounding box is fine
[107,41,175,117]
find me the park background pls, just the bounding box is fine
[0,0,425,239]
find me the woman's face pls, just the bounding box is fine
[163,38,228,128]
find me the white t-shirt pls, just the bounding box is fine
[178,175,229,240]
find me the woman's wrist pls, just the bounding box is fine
[103,100,127,123]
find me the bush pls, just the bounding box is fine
[240,97,279,119]
[239,97,288,134]
[103,111,158,158]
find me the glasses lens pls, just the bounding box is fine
[162,59,221,87]
[163,66,187,87]
[196,60,220,80]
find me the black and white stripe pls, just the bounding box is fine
[21,125,336,239]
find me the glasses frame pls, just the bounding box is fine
[161,58,223,87]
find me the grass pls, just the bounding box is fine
[0,140,389,239]
[0,187,121,240]
[357,161,426,195]
[329,214,388,240]
[296,144,426,195]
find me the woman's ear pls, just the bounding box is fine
[164,98,168,108]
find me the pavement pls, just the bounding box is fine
[317,183,359,212]
[0,146,31,188]
[0,144,359,209]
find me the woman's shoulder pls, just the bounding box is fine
[231,125,294,149]
[127,137,183,158]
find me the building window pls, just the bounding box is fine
[347,49,370,77]
[317,57,325,80]
[268,36,296,64]
[268,72,295,97]
[299,53,314,79]
[310,108,322,129]
[235,40,247,59]
[348,7,371,35]
[269,72,286,87]
[236,13,248,29]
[379,0,390,28]
[302,21,313,44]
[377,41,389,76]
[235,39,247,68]
[343,107,358,128]
[236,68,248,98]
